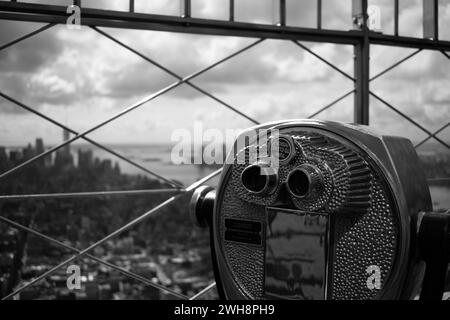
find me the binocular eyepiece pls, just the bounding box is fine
[241,162,324,200]
[240,163,278,196]
[286,164,324,199]
[190,120,450,300]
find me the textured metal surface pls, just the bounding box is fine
[217,126,399,299]
[330,182,398,299]
[219,185,266,298]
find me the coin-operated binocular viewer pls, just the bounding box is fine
[190,120,450,300]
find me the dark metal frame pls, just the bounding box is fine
[0,0,449,300]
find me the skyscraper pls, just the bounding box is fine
[35,138,46,166]
[54,129,74,168]
[78,149,93,169]
[62,129,70,156]
[35,138,44,155]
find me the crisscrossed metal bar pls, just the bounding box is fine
[0,84,181,181]
[308,89,356,119]
[189,282,217,300]
[307,89,355,119]
[91,27,261,126]
[96,28,356,126]
[368,48,449,152]
[1,9,446,302]
[370,91,449,149]
[0,22,258,300]
[0,216,188,300]
[292,40,355,81]
[0,91,183,189]
[0,22,55,51]
[442,50,450,60]
[288,40,356,118]
[0,27,356,303]
[0,39,263,182]
[369,49,422,82]
[415,122,450,149]
[0,188,185,201]
[2,168,223,300]
[0,22,182,188]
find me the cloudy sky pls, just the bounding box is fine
[0,0,449,149]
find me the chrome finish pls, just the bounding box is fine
[240,163,278,196]
[286,164,324,199]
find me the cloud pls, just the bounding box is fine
[0,24,62,74]
[0,0,448,146]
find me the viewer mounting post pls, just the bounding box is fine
[352,0,370,125]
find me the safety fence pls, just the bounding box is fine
[0,0,449,300]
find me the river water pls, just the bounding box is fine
[71,144,449,210]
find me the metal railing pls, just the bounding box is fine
[0,0,449,300]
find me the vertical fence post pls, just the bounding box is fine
[272,0,285,26]
[317,0,322,29]
[352,0,370,125]
[229,0,234,21]
[280,0,286,26]
[129,0,134,13]
[423,0,439,40]
[181,0,191,18]
[394,0,399,36]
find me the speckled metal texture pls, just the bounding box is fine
[217,128,400,299]
[330,182,397,299]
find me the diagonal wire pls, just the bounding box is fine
[3,195,182,299]
[0,38,262,182]
[0,85,176,181]
[307,89,355,118]
[0,188,185,201]
[0,216,188,300]
[415,122,450,149]
[0,23,55,51]
[2,167,223,300]
[441,50,450,60]
[189,282,217,300]
[91,26,261,125]
[370,49,422,82]
[370,91,450,149]
[0,91,183,189]
[185,168,223,192]
[292,41,355,81]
